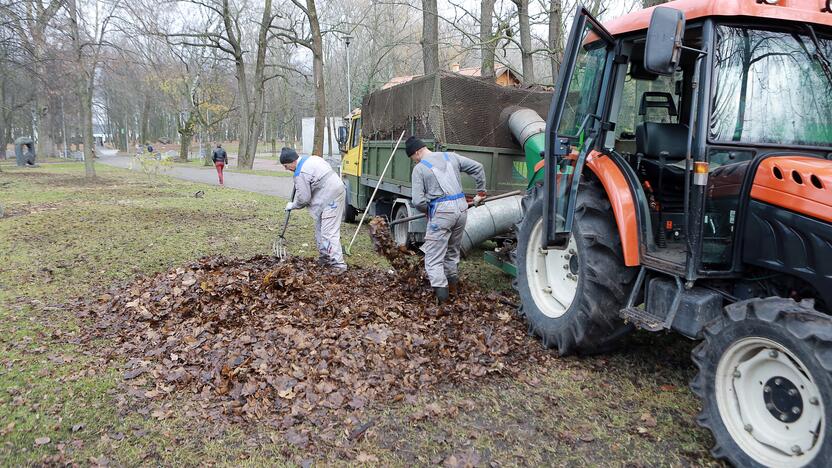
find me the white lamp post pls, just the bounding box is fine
[344,35,353,115]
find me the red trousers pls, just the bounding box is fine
[215,162,225,185]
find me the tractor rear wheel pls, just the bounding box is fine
[514,178,636,355]
[692,297,831,467]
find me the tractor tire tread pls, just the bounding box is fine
[514,177,636,355]
[691,297,832,467]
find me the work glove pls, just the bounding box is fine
[472,191,487,207]
[284,201,295,211]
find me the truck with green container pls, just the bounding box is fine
[338,71,550,258]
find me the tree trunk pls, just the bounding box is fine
[222,0,252,168]
[0,76,7,157]
[512,0,534,84]
[326,115,334,158]
[480,0,497,79]
[178,113,197,162]
[548,0,563,83]
[79,82,96,177]
[141,95,151,144]
[239,0,273,168]
[421,0,440,75]
[34,92,54,158]
[308,0,326,157]
[30,24,55,159]
[179,131,192,162]
[67,0,95,178]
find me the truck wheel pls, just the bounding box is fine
[392,204,410,247]
[514,178,636,355]
[343,204,357,223]
[691,297,831,467]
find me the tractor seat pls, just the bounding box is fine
[635,122,689,161]
[634,93,689,211]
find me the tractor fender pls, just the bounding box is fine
[586,151,640,266]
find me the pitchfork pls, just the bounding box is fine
[273,187,296,260]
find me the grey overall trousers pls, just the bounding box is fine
[418,153,468,288]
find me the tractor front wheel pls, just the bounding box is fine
[692,297,832,467]
[514,178,636,355]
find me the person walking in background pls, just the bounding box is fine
[212,144,228,186]
[280,147,347,273]
[407,136,487,304]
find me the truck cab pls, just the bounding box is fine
[339,109,362,222]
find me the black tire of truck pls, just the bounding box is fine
[514,177,637,355]
[343,204,357,223]
[691,297,832,467]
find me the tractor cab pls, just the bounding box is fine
[544,0,832,280]
[515,1,832,466]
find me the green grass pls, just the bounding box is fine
[0,163,716,465]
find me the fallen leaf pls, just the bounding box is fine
[75,252,546,449]
[356,453,378,463]
[285,428,308,448]
[124,367,148,380]
[443,449,481,468]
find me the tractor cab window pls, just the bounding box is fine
[711,26,832,147]
[558,37,609,145]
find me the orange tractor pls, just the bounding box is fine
[515,0,832,465]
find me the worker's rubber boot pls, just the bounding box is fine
[447,276,459,297]
[433,287,450,305]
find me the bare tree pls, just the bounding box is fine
[480,0,497,79]
[273,0,327,157]
[421,0,439,74]
[3,0,63,158]
[65,0,119,178]
[305,0,325,157]
[548,0,563,81]
[144,0,279,168]
[510,0,534,84]
[221,0,274,167]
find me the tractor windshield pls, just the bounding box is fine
[711,26,832,148]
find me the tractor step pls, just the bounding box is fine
[619,307,666,332]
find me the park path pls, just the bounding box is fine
[98,153,294,199]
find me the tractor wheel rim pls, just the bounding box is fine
[715,336,825,467]
[526,218,578,319]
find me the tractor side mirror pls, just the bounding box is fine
[644,7,686,75]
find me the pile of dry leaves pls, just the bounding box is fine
[79,223,546,448]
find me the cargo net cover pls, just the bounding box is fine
[362,71,552,149]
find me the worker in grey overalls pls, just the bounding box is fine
[407,137,487,304]
[280,148,347,273]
